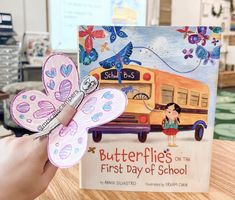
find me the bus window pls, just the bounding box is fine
[161,85,174,104]
[100,83,152,100]
[190,91,200,106]
[201,94,208,107]
[177,88,188,105]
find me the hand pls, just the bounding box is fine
[0,135,58,200]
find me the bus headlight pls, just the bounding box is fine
[143,73,151,81]
[139,115,148,123]
[93,73,100,80]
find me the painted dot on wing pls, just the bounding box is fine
[16,102,30,113]
[54,149,58,155]
[19,114,24,119]
[91,112,103,122]
[30,95,36,101]
[26,119,32,123]
[102,91,114,99]
[103,101,112,112]
[22,95,27,99]
[78,137,83,144]
[59,144,72,160]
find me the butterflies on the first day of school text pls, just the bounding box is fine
[11,54,127,168]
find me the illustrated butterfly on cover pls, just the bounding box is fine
[103,26,128,43]
[177,26,194,39]
[182,48,194,59]
[188,26,210,46]
[99,42,142,83]
[79,26,105,53]
[11,54,127,168]
[79,44,98,65]
[195,45,221,65]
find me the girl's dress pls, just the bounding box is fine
[162,119,179,136]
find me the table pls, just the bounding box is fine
[37,140,235,200]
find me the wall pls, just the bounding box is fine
[171,0,230,30]
[24,0,47,33]
[171,0,201,26]
[0,0,47,41]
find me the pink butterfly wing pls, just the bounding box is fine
[42,54,79,104]
[11,90,56,132]
[48,88,127,168]
[11,54,80,132]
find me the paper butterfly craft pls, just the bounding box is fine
[11,54,127,168]
[103,26,128,43]
[99,42,142,83]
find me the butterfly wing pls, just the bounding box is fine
[195,45,209,60]
[79,44,86,63]
[11,54,80,132]
[11,90,56,132]
[91,30,105,39]
[103,26,116,43]
[210,27,221,34]
[42,54,79,104]
[48,88,127,168]
[188,34,201,44]
[197,26,207,35]
[88,49,98,62]
[99,54,117,69]
[99,42,133,68]
[211,46,221,59]
[117,42,133,60]
[115,26,128,38]
[85,36,93,53]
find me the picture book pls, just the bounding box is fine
[78,26,221,192]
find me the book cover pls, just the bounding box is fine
[78,26,221,192]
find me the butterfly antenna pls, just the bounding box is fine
[129,59,142,65]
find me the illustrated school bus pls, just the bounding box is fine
[89,65,209,143]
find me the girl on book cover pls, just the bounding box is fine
[162,103,182,147]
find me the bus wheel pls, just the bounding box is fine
[194,125,204,141]
[138,132,148,143]
[92,131,102,143]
